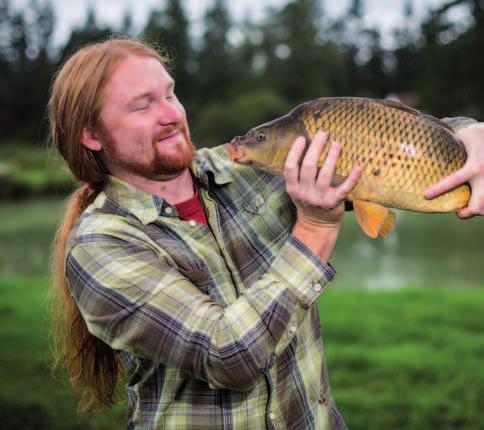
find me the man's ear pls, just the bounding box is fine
[81,127,103,152]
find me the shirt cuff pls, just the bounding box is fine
[269,234,336,308]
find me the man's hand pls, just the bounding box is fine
[425,126,484,218]
[284,131,362,261]
[285,130,362,227]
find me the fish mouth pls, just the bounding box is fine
[225,141,247,162]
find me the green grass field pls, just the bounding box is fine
[1,276,483,429]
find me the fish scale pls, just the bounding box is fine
[227,97,472,238]
[296,98,469,212]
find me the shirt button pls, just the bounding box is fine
[164,207,173,214]
[313,283,322,292]
[269,412,275,420]
[188,220,197,227]
[289,325,297,333]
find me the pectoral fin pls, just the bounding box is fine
[353,200,396,239]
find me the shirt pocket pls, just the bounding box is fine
[243,194,266,215]
[241,180,296,246]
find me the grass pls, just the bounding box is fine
[0,276,126,429]
[318,286,484,429]
[1,275,483,429]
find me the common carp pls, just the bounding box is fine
[226,97,479,239]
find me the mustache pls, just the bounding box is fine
[153,124,185,142]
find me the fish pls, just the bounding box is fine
[226,97,479,239]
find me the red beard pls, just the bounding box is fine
[100,122,196,181]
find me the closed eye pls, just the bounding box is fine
[133,103,149,111]
[128,92,156,111]
[131,96,155,111]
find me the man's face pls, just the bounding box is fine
[94,55,195,181]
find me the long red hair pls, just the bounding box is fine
[49,37,170,412]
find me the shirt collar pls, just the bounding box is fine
[103,151,233,225]
[191,151,233,187]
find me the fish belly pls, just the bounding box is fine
[348,178,470,212]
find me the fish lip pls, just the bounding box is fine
[225,142,246,162]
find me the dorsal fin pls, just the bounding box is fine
[421,112,455,132]
[377,98,421,116]
[441,116,478,132]
[376,98,454,133]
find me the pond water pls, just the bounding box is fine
[332,208,484,288]
[1,198,483,288]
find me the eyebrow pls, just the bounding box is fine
[128,92,152,104]
[127,81,175,105]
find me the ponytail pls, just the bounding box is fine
[50,183,121,412]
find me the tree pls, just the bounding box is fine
[390,0,423,99]
[27,0,55,137]
[0,0,12,137]
[359,29,390,98]
[256,0,344,101]
[59,7,113,60]
[414,1,468,115]
[0,0,56,140]
[195,0,236,103]
[142,0,193,110]
[121,9,133,35]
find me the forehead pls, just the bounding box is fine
[105,55,172,101]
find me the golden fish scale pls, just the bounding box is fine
[299,98,470,212]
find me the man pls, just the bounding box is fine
[49,38,484,430]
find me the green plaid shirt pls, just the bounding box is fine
[66,145,347,430]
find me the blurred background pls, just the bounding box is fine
[0,0,483,428]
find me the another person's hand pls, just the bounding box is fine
[284,131,362,229]
[425,126,484,218]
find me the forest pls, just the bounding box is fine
[1,0,483,149]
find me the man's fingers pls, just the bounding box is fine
[333,167,363,201]
[284,136,306,185]
[424,167,472,199]
[316,141,341,186]
[300,131,328,186]
[457,185,484,218]
[457,207,474,219]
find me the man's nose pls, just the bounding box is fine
[157,100,185,124]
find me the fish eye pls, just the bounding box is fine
[256,132,266,142]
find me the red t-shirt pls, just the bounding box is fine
[174,187,208,226]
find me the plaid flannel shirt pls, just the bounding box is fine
[65,145,347,429]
